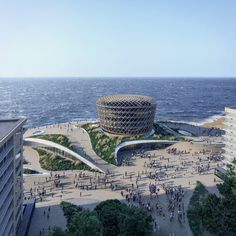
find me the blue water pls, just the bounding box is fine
[0,78,235,128]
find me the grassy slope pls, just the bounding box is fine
[82,122,186,165]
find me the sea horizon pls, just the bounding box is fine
[0,78,235,128]
[1,76,236,81]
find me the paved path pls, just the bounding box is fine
[23,122,224,236]
[24,123,115,173]
[23,146,49,174]
[77,128,116,171]
[24,137,105,173]
[28,203,67,236]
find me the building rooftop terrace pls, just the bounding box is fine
[0,118,26,142]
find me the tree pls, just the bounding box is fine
[53,200,154,236]
[60,201,82,224]
[95,199,123,236]
[50,227,66,236]
[68,211,101,236]
[119,206,153,236]
[95,199,153,236]
[193,176,236,236]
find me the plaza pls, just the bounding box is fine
[23,122,224,236]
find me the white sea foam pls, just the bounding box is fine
[196,113,225,126]
[164,112,225,127]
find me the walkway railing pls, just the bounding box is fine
[115,139,178,165]
[24,138,105,173]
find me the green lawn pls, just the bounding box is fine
[32,134,74,150]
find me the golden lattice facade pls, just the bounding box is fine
[96,94,156,135]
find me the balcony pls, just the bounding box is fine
[224,123,236,131]
[0,169,13,193]
[0,207,13,236]
[0,195,13,225]
[0,182,13,208]
[0,144,13,162]
[0,157,13,181]
[223,147,236,158]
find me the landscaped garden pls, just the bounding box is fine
[50,199,153,236]
[33,134,74,150]
[23,168,40,174]
[82,122,186,165]
[32,134,96,171]
[81,123,120,165]
[187,169,236,236]
[23,159,29,164]
[36,149,93,171]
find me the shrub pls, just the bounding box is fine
[36,149,93,171]
[33,134,74,150]
[82,122,185,166]
[23,168,40,174]
[23,159,29,164]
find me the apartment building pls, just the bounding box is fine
[223,107,236,163]
[0,118,26,236]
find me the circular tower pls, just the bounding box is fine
[96,94,156,136]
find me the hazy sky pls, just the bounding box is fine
[1,0,236,78]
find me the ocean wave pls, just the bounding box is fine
[162,112,225,127]
[196,113,225,126]
[1,79,235,128]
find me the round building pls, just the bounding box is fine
[96,94,156,136]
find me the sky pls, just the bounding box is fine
[0,0,236,78]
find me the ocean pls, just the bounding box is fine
[0,78,235,128]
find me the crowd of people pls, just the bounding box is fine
[24,138,224,236]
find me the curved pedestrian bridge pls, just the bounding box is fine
[115,139,178,165]
[24,138,105,173]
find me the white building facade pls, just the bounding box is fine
[223,107,236,163]
[0,118,26,236]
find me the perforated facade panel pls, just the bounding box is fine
[97,94,156,135]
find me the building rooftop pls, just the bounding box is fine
[0,118,26,142]
[97,94,156,107]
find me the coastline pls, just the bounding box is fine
[27,115,226,133]
[201,117,225,129]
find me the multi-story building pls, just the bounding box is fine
[97,94,156,136]
[223,107,236,164]
[0,118,26,236]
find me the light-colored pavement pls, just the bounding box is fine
[23,126,224,236]
[23,146,49,174]
[77,127,116,171]
[28,203,67,235]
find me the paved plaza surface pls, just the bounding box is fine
[23,146,49,174]
[24,123,224,236]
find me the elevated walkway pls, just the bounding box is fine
[115,139,178,165]
[24,138,105,173]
